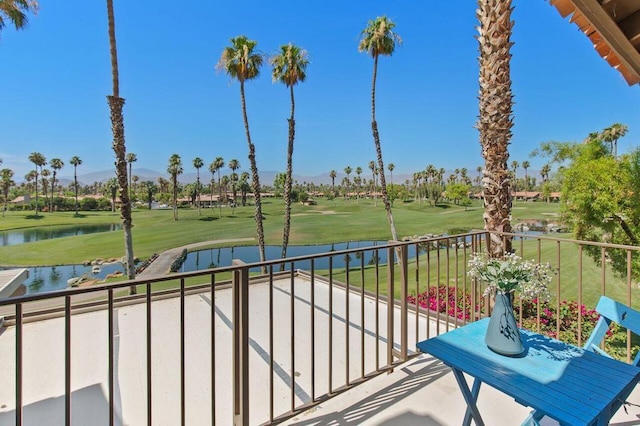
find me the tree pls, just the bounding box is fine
[329,170,337,197]
[1,168,14,217]
[69,156,82,215]
[368,160,377,206]
[0,0,38,38]
[217,35,267,265]
[106,0,136,290]
[167,154,183,221]
[560,137,640,279]
[601,123,628,158]
[510,160,519,196]
[271,42,309,261]
[239,171,250,206]
[210,156,224,218]
[106,177,118,212]
[355,166,363,201]
[521,160,530,198]
[228,158,240,214]
[142,180,156,210]
[477,0,514,257]
[126,152,137,201]
[359,15,401,242]
[193,157,204,215]
[49,158,63,212]
[28,152,45,214]
[344,166,352,199]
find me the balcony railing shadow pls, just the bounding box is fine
[0,231,638,425]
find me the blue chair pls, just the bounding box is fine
[523,296,640,425]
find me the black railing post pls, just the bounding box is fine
[399,244,408,361]
[386,246,395,368]
[232,261,249,426]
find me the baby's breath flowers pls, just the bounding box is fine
[467,252,554,300]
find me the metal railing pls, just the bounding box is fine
[0,231,638,425]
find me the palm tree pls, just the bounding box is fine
[510,160,519,199]
[217,35,267,265]
[69,156,82,215]
[228,158,240,214]
[540,163,550,183]
[521,160,530,199]
[368,160,377,206]
[142,180,156,210]
[0,0,38,37]
[48,158,63,212]
[477,0,514,257]
[41,168,49,209]
[355,166,363,201]
[193,157,204,215]
[602,123,628,158]
[167,154,183,221]
[28,152,45,214]
[1,168,14,217]
[126,152,137,201]
[239,171,250,206]
[359,15,401,242]
[271,42,309,260]
[210,157,224,218]
[106,177,118,212]
[329,170,337,197]
[106,0,136,289]
[344,166,352,199]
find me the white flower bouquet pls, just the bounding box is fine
[467,252,554,300]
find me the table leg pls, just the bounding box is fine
[451,368,484,426]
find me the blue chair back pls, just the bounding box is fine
[583,296,640,365]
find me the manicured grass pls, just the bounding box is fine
[1,198,558,266]
[2,198,634,310]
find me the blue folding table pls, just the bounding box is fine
[417,318,640,425]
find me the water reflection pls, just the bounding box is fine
[182,241,405,273]
[2,262,125,295]
[0,224,122,247]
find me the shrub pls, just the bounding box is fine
[408,287,639,361]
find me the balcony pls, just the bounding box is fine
[0,232,639,425]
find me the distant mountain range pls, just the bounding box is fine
[55,168,416,187]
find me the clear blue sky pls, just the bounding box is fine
[1,0,639,181]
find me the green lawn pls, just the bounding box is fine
[0,198,560,266]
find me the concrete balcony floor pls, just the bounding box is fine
[0,276,638,425]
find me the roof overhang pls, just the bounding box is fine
[550,0,640,85]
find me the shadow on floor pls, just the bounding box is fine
[0,383,124,426]
[288,356,448,425]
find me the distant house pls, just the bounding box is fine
[512,191,540,201]
[10,194,30,207]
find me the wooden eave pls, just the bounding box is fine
[550,0,640,85]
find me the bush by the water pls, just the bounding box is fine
[170,249,188,272]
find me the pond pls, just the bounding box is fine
[0,224,122,247]
[182,241,422,273]
[2,262,126,296]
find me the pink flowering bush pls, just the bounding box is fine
[407,286,483,321]
[408,289,638,360]
[515,299,601,345]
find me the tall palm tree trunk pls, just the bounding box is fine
[370,55,399,242]
[281,84,296,261]
[107,0,136,293]
[477,0,514,257]
[217,171,222,218]
[34,172,39,214]
[73,169,79,215]
[240,81,266,266]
